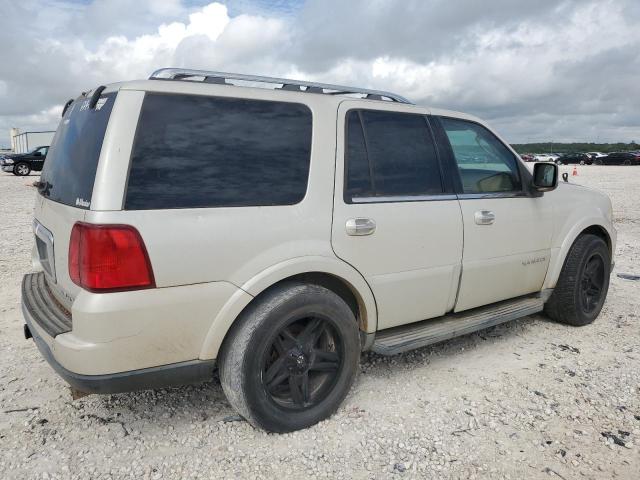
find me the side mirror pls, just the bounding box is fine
[532,162,558,192]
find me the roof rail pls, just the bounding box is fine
[149,68,413,104]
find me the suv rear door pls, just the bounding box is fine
[33,89,118,309]
[331,102,463,330]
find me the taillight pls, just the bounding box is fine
[68,222,155,292]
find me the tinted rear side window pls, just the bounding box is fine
[40,92,116,208]
[345,110,443,202]
[125,93,313,210]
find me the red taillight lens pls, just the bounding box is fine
[68,223,155,292]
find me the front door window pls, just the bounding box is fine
[440,117,522,194]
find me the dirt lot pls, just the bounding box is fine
[0,166,638,480]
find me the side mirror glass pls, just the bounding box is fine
[532,162,558,192]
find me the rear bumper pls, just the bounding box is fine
[20,271,243,392]
[23,313,215,394]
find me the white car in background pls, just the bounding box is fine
[534,153,560,162]
[587,152,606,158]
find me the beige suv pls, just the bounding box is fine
[22,68,616,432]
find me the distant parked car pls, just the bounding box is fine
[0,146,49,176]
[520,153,535,162]
[534,153,559,162]
[587,152,606,159]
[595,152,640,165]
[555,153,593,165]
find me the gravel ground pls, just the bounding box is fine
[0,166,638,479]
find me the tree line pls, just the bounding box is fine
[510,142,639,154]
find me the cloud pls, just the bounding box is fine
[0,0,639,147]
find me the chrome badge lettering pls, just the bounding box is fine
[75,197,90,208]
[522,257,546,266]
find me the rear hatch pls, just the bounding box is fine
[33,88,117,310]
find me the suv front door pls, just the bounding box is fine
[434,116,553,312]
[332,102,463,330]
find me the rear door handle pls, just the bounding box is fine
[346,218,376,236]
[474,210,495,225]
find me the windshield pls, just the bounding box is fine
[39,92,116,209]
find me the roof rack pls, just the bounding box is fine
[149,68,413,104]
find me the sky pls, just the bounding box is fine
[0,0,639,147]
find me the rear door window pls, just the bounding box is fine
[39,92,116,208]
[125,93,313,210]
[345,110,443,202]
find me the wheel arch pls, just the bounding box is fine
[544,221,614,290]
[581,225,612,257]
[199,256,378,360]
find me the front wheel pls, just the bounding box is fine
[13,163,31,176]
[544,234,610,326]
[219,282,360,432]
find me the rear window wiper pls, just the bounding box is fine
[35,180,52,196]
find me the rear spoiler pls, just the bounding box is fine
[61,85,106,117]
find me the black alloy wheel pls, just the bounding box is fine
[579,253,606,315]
[262,316,343,410]
[544,234,610,326]
[219,282,360,432]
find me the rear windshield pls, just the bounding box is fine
[124,93,313,210]
[39,92,116,208]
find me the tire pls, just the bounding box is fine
[14,162,30,176]
[579,160,585,166]
[544,234,610,326]
[594,159,603,165]
[219,282,360,432]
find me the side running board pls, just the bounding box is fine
[372,296,544,356]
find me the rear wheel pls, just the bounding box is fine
[219,282,360,432]
[594,159,603,165]
[14,162,30,176]
[544,234,610,326]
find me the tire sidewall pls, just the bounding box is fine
[241,285,360,432]
[571,238,610,324]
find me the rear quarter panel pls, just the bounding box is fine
[88,84,340,290]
